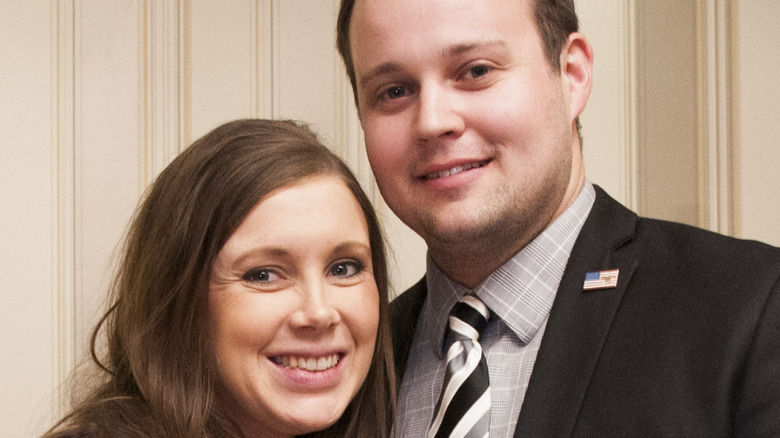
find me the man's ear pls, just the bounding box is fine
[561,32,593,119]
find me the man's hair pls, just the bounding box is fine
[44,119,396,437]
[336,0,579,104]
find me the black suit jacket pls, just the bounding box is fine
[390,186,780,437]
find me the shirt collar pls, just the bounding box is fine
[424,182,596,356]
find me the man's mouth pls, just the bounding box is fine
[272,353,342,371]
[423,160,490,180]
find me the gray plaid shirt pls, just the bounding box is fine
[395,183,595,437]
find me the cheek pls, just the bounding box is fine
[350,307,379,385]
[365,149,405,201]
[477,95,531,134]
[343,286,381,346]
[472,77,557,134]
[363,118,407,168]
[210,294,286,364]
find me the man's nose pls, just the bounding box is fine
[413,83,465,143]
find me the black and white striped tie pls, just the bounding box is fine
[428,294,491,438]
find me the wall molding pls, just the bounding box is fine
[271,0,283,119]
[332,0,378,203]
[53,0,76,418]
[143,0,183,185]
[252,0,274,118]
[620,0,639,212]
[698,0,733,235]
[337,74,380,203]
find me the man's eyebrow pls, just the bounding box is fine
[359,62,404,88]
[357,41,510,88]
[448,40,510,57]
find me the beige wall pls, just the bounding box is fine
[733,0,780,244]
[2,1,779,435]
[1,1,58,435]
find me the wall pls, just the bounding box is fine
[2,1,779,436]
[733,0,780,244]
[1,1,58,435]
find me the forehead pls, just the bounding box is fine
[350,0,533,23]
[348,0,537,67]
[228,176,368,245]
[349,0,534,38]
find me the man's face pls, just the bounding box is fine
[349,0,589,278]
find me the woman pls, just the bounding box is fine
[44,119,395,437]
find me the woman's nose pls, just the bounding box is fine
[289,281,341,331]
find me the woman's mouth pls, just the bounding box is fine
[272,353,342,371]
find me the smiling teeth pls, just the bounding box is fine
[425,160,488,180]
[275,354,340,371]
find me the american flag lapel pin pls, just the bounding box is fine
[583,269,620,291]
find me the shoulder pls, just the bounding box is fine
[390,277,427,340]
[590,185,780,282]
[390,278,427,314]
[612,215,780,341]
[389,277,428,379]
[583,186,780,326]
[635,215,780,275]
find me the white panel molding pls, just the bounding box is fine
[698,0,733,235]
[335,53,378,203]
[71,1,87,356]
[144,0,184,184]
[53,0,76,418]
[252,0,274,118]
[271,0,282,119]
[620,0,639,212]
[330,0,377,202]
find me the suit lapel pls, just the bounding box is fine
[390,277,428,383]
[514,186,641,437]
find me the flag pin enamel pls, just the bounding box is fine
[583,269,619,291]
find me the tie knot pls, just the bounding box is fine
[448,295,490,342]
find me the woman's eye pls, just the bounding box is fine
[242,268,278,283]
[329,261,363,278]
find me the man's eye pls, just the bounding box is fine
[468,65,491,78]
[242,268,278,283]
[384,86,406,100]
[329,261,363,278]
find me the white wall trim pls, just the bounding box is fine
[252,0,274,118]
[620,0,639,211]
[143,0,183,184]
[337,73,378,201]
[271,0,282,119]
[334,40,376,201]
[331,0,377,202]
[53,0,76,418]
[698,0,733,235]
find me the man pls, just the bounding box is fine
[336,0,780,436]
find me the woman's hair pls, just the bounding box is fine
[44,119,396,437]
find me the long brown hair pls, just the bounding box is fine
[44,119,395,437]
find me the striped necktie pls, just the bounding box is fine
[428,294,491,438]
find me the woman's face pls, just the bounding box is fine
[209,175,380,437]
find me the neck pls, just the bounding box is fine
[427,215,539,288]
[430,164,586,289]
